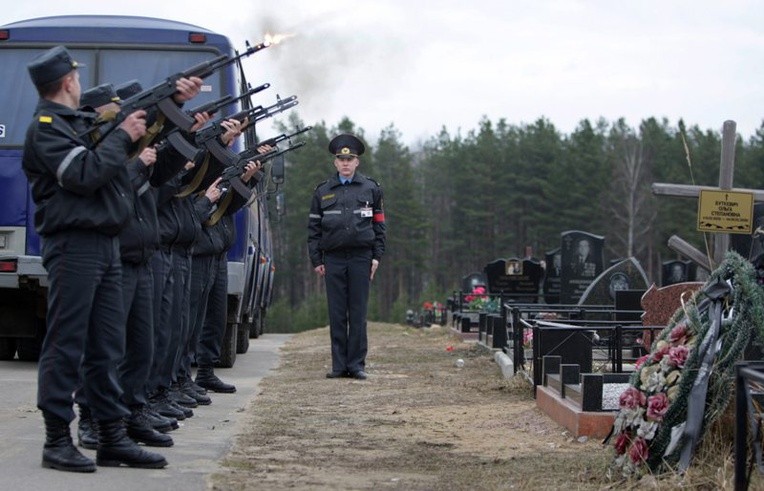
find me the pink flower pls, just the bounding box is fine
[634,354,650,370]
[669,323,689,344]
[646,393,669,421]
[464,295,475,303]
[619,386,646,410]
[523,329,533,347]
[473,286,486,295]
[668,345,690,368]
[614,432,630,455]
[629,437,649,463]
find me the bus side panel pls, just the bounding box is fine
[0,150,27,227]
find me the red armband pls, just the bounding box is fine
[373,212,385,223]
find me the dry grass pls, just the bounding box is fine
[209,322,760,490]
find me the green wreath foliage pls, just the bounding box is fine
[609,250,764,477]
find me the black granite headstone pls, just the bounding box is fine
[461,272,487,293]
[484,258,543,302]
[577,257,649,306]
[661,260,692,286]
[542,248,561,304]
[559,231,605,304]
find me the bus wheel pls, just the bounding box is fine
[236,323,250,354]
[0,338,16,360]
[217,322,237,368]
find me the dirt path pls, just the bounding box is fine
[210,323,610,490]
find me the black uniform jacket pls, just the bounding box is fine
[308,172,386,267]
[22,99,134,236]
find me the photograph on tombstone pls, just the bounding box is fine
[662,260,690,286]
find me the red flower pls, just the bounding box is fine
[619,386,646,410]
[473,286,486,295]
[669,323,689,344]
[629,437,649,463]
[464,295,475,303]
[668,345,690,368]
[646,393,669,421]
[423,301,433,310]
[614,432,630,455]
[634,354,650,370]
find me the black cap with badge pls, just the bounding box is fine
[27,45,83,88]
[328,133,365,158]
[80,83,120,109]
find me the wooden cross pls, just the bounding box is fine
[651,120,762,272]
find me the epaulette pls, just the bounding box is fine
[366,176,381,187]
[314,179,329,191]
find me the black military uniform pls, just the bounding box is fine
[23,46,166,472]
[308,134,386,380]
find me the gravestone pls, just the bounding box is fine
[559,231,605,304]
[484,257,543,302]
[661,260,693,286]
[461,272,487,294]
[639,281,704,349]
[577,257,649,306]
[542,248,561,304]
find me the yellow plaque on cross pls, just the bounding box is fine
[697,190,754,234]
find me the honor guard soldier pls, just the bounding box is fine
[308,133,386,380]
[23,46,168,472]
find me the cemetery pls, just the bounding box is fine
[444,122,764,486]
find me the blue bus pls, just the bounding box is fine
[0,15,277,366]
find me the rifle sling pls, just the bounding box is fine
[175,152,210,198]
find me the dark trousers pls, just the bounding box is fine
[168,249,192,385]
[196,255,227,367]
[119,261,154,407]
[183,253,217,376]
[324,249,372,374]
[38,230,128,423]
[147,250,173,394]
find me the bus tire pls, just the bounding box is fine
[236,323,250,354]
[217,322,237,368]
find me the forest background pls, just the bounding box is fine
[263,113,764,332]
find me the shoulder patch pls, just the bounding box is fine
[38,115,53,124]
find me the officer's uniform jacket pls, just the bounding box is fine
[308,172,386,267]
[22,99,134,236]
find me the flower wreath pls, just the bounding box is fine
[608,251,764,477]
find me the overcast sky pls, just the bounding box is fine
[3,1,764,147]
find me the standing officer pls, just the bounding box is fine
[22,46,166,471]
[308,133,386,380]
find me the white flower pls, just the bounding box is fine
[637,420,658,440]
[644,371,666,393]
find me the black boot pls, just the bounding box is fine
[149,389,187,421]
[179,378,212,406]
[77,404,98,450]
[195,366,236,393]
[126,409,173,447]
[96,419,167,468]
[42,413,96,473]
[141,405,178,433]
[168,383,198,408]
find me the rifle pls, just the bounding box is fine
[185,82,270,117]
[218,127,311,194]
[195,95,299,166]
[85,41,271,147]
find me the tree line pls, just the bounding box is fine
[264,113,764,331]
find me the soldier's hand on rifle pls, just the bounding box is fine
[173,76,203,103]
[189,111,212,133]
[119,110,148,142]
[205,177,224,203]
[220,118,243,146]
[139,146,157,167]
[240,161,262,183]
